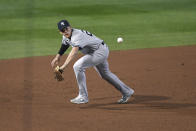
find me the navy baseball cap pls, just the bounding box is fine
[57,20,70,32]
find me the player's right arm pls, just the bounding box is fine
[51,44,70,68]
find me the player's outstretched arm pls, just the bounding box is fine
[51,44,70,68]
[51,54,61,68]
[60,47,79,70]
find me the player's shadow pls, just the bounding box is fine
[80,95,196,110]
[131,95,170,104]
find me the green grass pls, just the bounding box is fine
[0,0,196,59]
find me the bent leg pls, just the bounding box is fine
[73,55,92,98]
[95,60,133,95]
[73,52,107,98]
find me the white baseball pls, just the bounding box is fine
[117,37,123,43]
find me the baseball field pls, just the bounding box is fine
[0,0,196,131]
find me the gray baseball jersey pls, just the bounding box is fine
[62,28,103,54]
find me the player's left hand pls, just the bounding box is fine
[54,66,64,81]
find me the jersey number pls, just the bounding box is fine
[81,30,93,36]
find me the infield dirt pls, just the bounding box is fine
[0,45,196,131]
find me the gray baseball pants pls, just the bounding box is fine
[73,43,132,98]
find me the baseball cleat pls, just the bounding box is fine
[118,89,134,104]
[70,96,88,104]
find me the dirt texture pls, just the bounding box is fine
[0,45,196,131]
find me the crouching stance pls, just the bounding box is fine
[51,19,134,104]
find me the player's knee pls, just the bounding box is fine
[73,63,83,72]
[73,63,79,71]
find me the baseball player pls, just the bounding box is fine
[51,19,134,104]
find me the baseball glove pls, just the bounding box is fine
[54,66,64,81]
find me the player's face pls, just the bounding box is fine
[60,27,72,38]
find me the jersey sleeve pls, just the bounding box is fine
[58,36,70,56]
[58,44,70,56]
[62,36,69,45]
